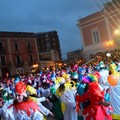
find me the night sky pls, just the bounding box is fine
[0,0,110,59]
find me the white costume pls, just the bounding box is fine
[110,80,120,118]
[0,81,44,120]
[0,100,44,120]
[99,69,109,90]
[60,90,77,120]
[30,96,51,116]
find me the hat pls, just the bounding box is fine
[14,77,20,84]
[72,72,78,79]
[26,85,37,95]
[99,61,105,68]
[56,77,65,85]
[15,81,27,97]
[89,82,104,103]
[50,87,56,94]
[62,73,71,82]
[109,62,117,72]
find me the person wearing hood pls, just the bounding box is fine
[6,81,44,120]
[56,83,77,120]
[98,61,109,91]
[26,85,54,119]
[76,82,112,120]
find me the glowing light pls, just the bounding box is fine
[114,30,119,35]
[107,40,114,46]
[59,63,62,66]
[106,53,111,57]
[33,64,38,68]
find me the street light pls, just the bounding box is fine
[32,64,38,68]
[114,30,119,35]
[32,64,39,72]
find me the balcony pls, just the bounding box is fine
[26,46,33,52]
[28,60,36,66]
[14,50,20,53]
[15,61,24,67]
[39,57,51,61]
[0,47,6,54]
[0,62,6,67]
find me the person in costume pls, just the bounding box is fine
[71,70,78,83]
[62,73,76,92]
[0,89,13,106]
[116,60,120,72]
[0,98,5,119]
[48,87,64,120]
[76,81,112,120]
[26,85,54,118]
[78,67,85,82]
[109,79,120,119]
[56,83,77,120]
[104,88,110,103]
[108,63,120,119]
[39,83,53,111]
[98,61,109,91]
[7,81,44,120]
[109,62,120,77]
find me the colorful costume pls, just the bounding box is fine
[76,82,112,120]
[27,85,52,116]
[8,99,43,120]
[99,68,109,90]
[56,84,77,120]
[5,81,44,120]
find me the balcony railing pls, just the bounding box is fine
[0,47,6,54]
[15,61,24,67]
[26,46,33,52]
[0,62,12,67]
[0,62,6,67]
[39,58,51,61]
[28,60,37,66]
[14,49,20,53]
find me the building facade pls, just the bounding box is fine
[67,49,85,65]
[36,30,62,69]
[0,32,39,77]
[0,30,62,77]
[77,0,120,60]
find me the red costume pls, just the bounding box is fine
[76,82,112,120]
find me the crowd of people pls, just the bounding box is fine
[87,49,120,69]
[0,50,120,120]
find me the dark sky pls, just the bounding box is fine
[0,0,110,59]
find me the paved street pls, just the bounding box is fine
[46,116,56,120]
